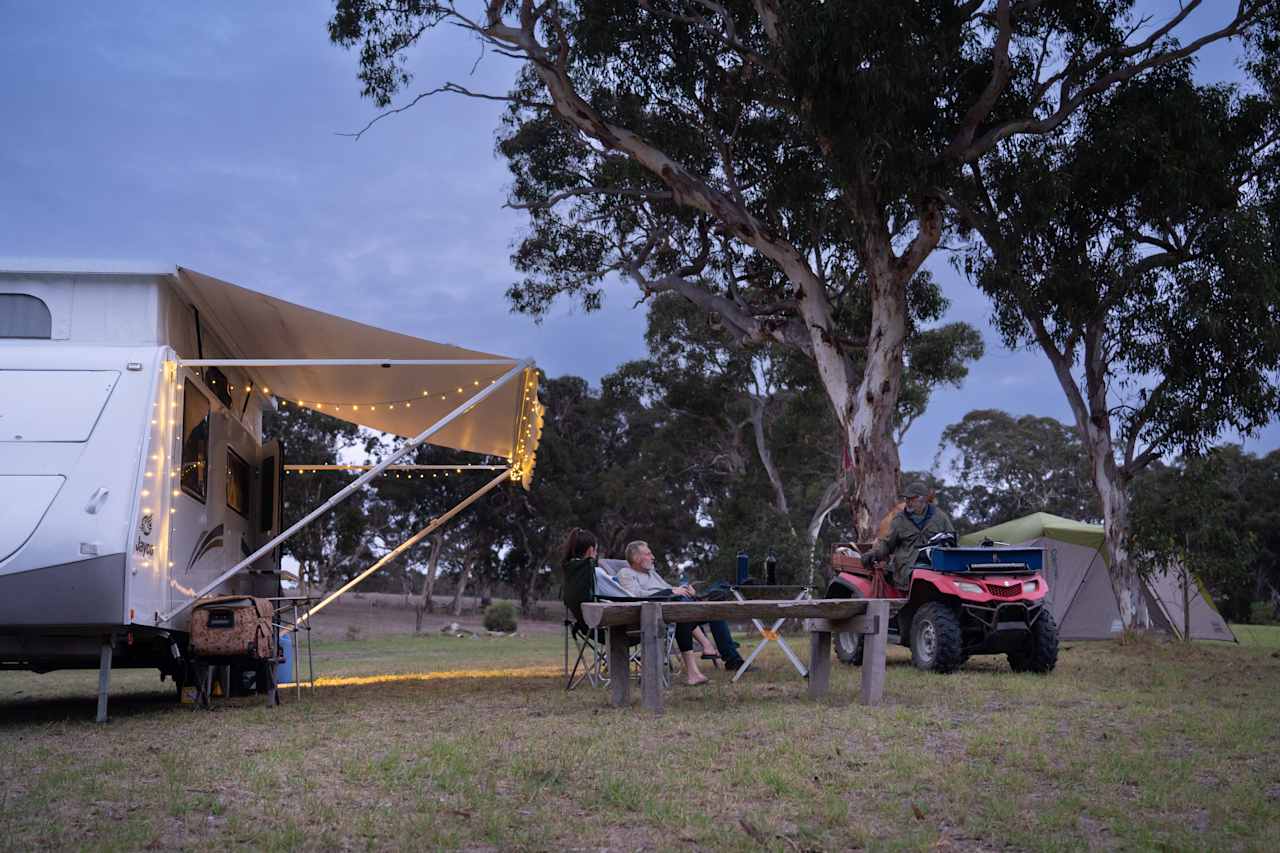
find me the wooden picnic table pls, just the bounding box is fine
[580,597,903,714]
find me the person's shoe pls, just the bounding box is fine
[723,656,746,671]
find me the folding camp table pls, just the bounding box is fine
[729,584,811,682]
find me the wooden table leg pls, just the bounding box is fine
[808,631,831,699]
[608,628,631,707]
[859,600,889,706]
[640,603,665,715]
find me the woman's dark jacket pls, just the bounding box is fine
[562,556,596,626]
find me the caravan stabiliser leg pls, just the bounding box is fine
[96,637,113,723]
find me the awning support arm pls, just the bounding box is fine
[178,358,520,367]
[287,468,512,632]
[284,464,508,472]
[156,359,530,624]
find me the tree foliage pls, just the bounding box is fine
[938,409,1098,529]
[326,0,1268,535]
[955,53,1280,627]
[1134,446,1280,621]
[263,405,361,590]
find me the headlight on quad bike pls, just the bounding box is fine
[1022,580,1039,593]
[955,581,984,595]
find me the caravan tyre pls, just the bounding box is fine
[1008,609,1059,674]
[910,602,964,673]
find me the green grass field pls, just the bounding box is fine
[2,629,1278,851]
[1230,623,1280,648]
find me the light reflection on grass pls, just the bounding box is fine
[280,664,561,689]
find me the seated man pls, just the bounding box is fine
[616,540,745,683]
[864,481,956,591]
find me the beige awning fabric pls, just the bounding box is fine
[173,267,543,476]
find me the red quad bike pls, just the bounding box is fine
[825,534,1059,673]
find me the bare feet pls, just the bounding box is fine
[686,672,709,686]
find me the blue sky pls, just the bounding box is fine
[2,1,1275,473]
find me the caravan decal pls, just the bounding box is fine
[185,524,224,573]
[133,513,156,560]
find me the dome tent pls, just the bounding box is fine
[960,513,1235,642]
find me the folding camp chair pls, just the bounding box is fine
[563,564,680,691]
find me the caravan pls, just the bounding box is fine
[1,264,285,681]
[0,264,542,715]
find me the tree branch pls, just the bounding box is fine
[339,82,549,140]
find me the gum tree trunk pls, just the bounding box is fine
[844,266,909,539]
[1094,457,1149,632]
[414,534,443,632]
[748,395,792,521]
[450,554,474,617]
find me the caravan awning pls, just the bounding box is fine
[174,268,542,481]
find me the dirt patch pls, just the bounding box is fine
[300,592,563,641]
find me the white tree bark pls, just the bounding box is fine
[1091,445,1148,631]
[748,395,791,519]
[1026,314,1150,632]
[415,534,443,631]
[451,554,475,617]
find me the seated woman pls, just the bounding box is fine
[561,527,602,629]
[616,540,745,684]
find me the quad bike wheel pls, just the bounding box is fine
[835,630,864,666]
[910,602,964,673]
[833,587,865,665]
[1007,608,1059,674]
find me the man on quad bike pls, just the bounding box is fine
[864,481,955,589]
[827,481,1058,674]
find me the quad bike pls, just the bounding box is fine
[825,534,1059,673]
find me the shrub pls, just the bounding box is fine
[1249,601,1279,626]
[483,601,518,633]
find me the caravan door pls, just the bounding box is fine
[249,438,284,598]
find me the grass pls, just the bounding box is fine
[2,629,1278,851]
[1231,623,1280,648]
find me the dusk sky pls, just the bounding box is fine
[3,1,1276,473]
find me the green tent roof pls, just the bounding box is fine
[959,512,1104,552]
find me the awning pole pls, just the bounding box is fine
[156,359,530,624]
[287,468,512,631]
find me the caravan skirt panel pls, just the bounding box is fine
[0,553,125,626]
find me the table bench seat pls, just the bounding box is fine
[579,598,903,713]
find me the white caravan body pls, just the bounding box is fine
[0,264,542,699]
[1,266,282,671]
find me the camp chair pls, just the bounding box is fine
[563,564,680,691]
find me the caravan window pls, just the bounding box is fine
[181,380,210,502]
[226,448,250,517]
[0,294,52,338]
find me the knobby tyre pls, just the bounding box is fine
[1007,608,1059,674]
[910,602,964,673]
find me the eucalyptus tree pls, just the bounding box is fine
[614,292,979,577]
[328,0,1267,537]
[955,62,1280,627]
